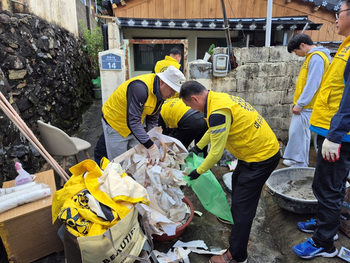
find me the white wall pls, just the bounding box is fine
[28,0,79,36]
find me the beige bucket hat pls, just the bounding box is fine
[156,65,186,93]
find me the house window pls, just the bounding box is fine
[197,38,226,60]
[134,43,184,71]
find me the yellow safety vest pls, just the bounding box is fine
[310,35,350,131]
[154,56,181,73]
[206,91,279,162]
[294,51,330,109]
[102,74,159,137]
[160,98,191,128]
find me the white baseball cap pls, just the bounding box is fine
[156,66,186,93]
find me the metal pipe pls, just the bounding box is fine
[302,22,309,33]
[10,0,28,6]
[265,0,273,47]
[220,0,235,70]
[220,0,232,58]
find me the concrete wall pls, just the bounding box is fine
[209,46,303,143]
[27,0,79,36]
[1,0,97,37]
[76,0,98,35]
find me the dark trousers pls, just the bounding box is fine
[229,151,280,261]
[313,135,350,249]
[161,112,208,155]
[94,133,107,165]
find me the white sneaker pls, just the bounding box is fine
[283,159,296,167]
[290,162,308,168]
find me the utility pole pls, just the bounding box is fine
[266,0,273,47]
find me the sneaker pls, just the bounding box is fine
[297,219,338,240]
[292,238,338,259]
[297,218,317,233]
[283,159,296,167]
[290,162,308,168]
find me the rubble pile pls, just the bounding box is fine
[0,10,94,182]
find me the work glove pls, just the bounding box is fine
[188,169,201,180]
[322,138,341,162]
[147,144,160,165]
[189,145,201,155]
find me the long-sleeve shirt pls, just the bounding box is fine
[327,59,350,143]
[196,109,231,174]
[296,47,331,109]
[126,78,163,148]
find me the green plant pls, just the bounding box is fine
[79,20,104,78]
[208,44,215,55]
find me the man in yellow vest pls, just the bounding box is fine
[179,81,280,263]
[101,66,185,163]
[159,98,208,156]
[153,47,182,73]
[293,0,350,259]
[283,33,330,168]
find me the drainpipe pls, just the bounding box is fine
[102,24,109,50]
[265,0,273,47]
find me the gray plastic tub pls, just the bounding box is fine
[265,167,317,214]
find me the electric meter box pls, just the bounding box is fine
[213,54,229,77]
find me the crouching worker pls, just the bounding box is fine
[159,97,208,156]
[179,81,280,263]
[101,66,185,164]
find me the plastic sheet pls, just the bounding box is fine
[0,185,51,214]
[184,153,233,224]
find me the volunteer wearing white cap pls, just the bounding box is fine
[101,66,185,163]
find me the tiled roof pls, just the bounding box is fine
[117,16,322,31]
[302,0,342,11]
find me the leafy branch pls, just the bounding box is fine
[79,20,104,78]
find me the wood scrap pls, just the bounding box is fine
[0,92,70,182]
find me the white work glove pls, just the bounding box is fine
[147,144,160,165]
[322,138,341,162]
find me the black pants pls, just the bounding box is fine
[313,135,350,249]
[94,133,107,165]
[229,151,280,261]
[160,112,208,155]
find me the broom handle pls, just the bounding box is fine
[0,97,69,181]
[0,95,69,181]
[0,92,69,181]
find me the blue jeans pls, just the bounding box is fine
[228,151,280,261]
[313,135,350,249]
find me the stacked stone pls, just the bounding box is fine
[211,46,303,143]
[0,10,94,182]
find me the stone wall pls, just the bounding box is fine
[211,46,303,142]
[0,10,94,183]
